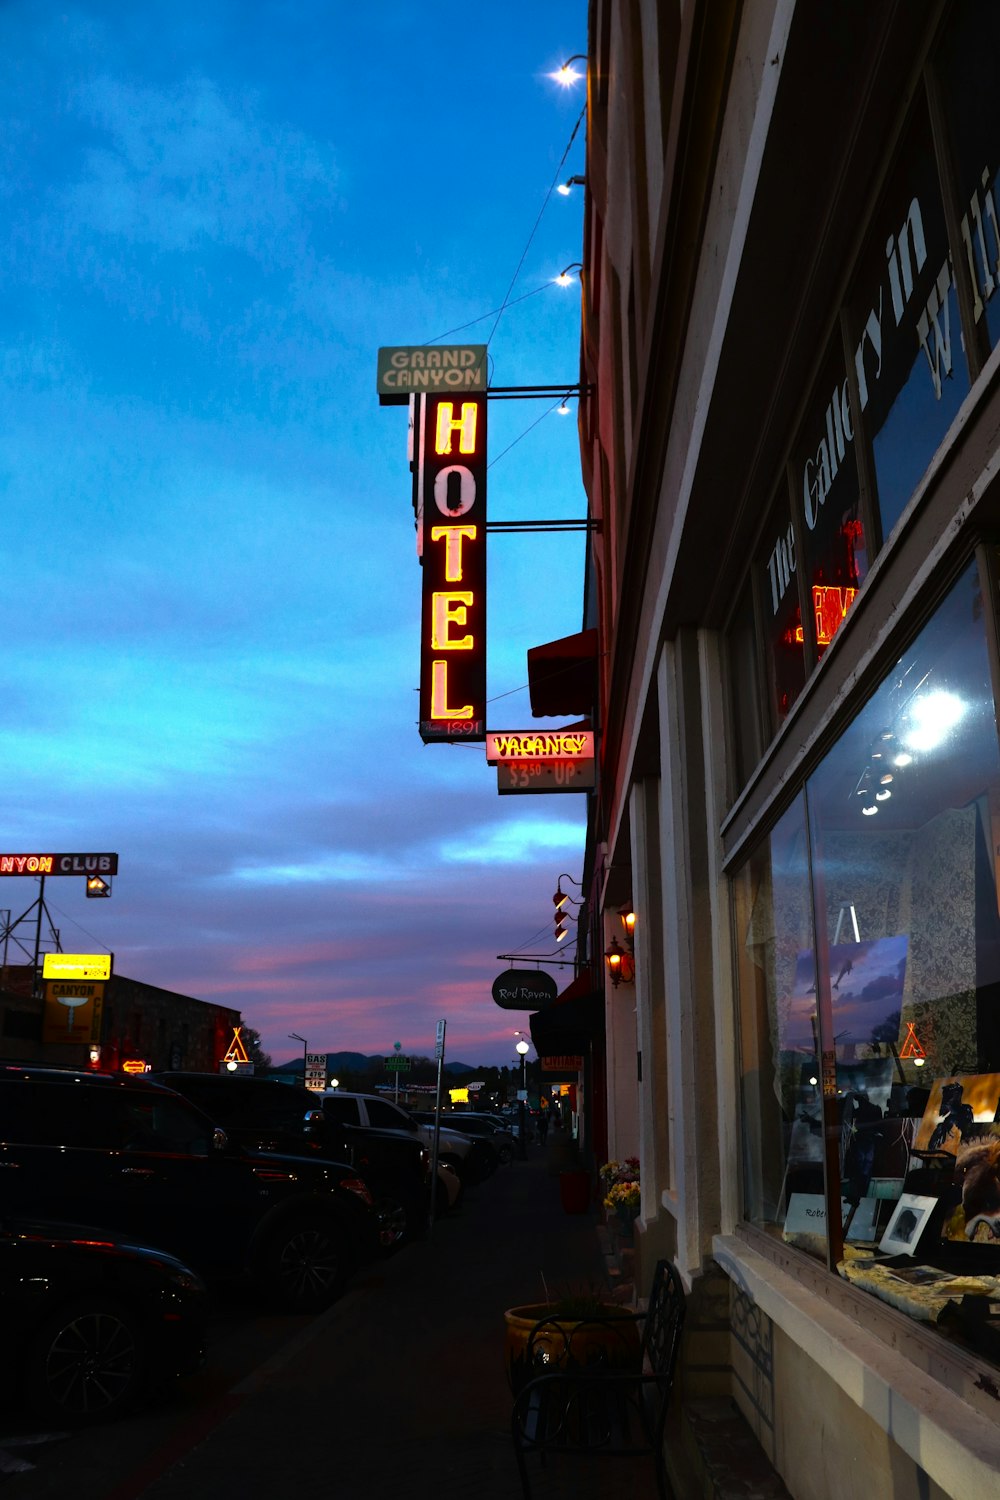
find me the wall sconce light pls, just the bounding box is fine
[553,873,582,907]
[555,262,583,287]
[556,175,586,197]
[619,904,636,941]
[604,937,635,988]
[551,55,587,87]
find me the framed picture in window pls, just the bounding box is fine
[879,1193,938,1256]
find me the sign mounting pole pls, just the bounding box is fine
[428,1019,447,1235]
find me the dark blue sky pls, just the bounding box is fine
[1,1,589,1067]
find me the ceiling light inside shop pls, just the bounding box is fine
[861,803,879,816]
[875,789,892,801]
[894,752,913,767]
[902,690,966,752]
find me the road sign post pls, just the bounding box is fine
[429,1020,447,1233]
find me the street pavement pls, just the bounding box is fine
[136,1125,642,1500]
[6,1126,663,1500]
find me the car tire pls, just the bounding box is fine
[497,1143,513,1165]
[255,1216,351,1312]
[373,1183,423,1252]
[26,1297,145,1424]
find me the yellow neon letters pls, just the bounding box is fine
[430,524,476,580]
[432,592,474,650]
[430,660,473,719]
[435,401,479,455]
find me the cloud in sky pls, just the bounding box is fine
[0,0,589,1067]
[66,74,340,260]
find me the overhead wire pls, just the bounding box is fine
[426,282,552,345]
[419,106,586,468]
[483,103,585,353]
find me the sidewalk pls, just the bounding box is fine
[130,1128,651,1500]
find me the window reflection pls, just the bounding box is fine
[737,556,1000,1290]
[935,0,1000,361]
[791,343,866,660]
[734,794,825,1251]
[850,97,969,545]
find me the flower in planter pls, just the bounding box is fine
[604,1180,641,1215]
[599,1157,640,1188]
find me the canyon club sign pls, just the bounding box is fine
[0,852,118,876]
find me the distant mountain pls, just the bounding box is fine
[273,1051,479,1077]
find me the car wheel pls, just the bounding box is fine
[373,1186,413,1252]
[497,1143,513,1165]
[257,1217,350,1311]
[27,1298,145,1424]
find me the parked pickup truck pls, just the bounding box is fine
[320,1091,499,1183]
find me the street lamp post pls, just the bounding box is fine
[515,1038,530,1161]
[288,1032,308,1083]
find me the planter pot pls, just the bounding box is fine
[504,1303,641,1394]
[615,1206,640,1237]
[559,1168,592,1214]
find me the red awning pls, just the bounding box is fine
[526,628,597,717]
[529,967,600,1056]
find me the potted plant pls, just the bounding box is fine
[504,1282,641,1393]
[600,1158,641,1233]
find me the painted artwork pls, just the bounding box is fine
[781,935,908,1059]
[782,936,907,1183]
[912,1074,1000,1157]
[822,934,909,1060]
[951,1128,1000,1242]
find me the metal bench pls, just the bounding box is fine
[510,1258,686,1500]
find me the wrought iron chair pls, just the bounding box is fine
[510,1258,686,1499]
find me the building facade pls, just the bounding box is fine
[574,0,1000,1493]
[1,963,240,1074]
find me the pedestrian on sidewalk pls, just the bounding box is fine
[537,1108,550,1145]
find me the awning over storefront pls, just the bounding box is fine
[526,628,597,717]
[529,967,600,1056]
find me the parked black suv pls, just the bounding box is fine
[0,1064,378,1311]
[150,1072,430,1249]
[1,1212,209,1424]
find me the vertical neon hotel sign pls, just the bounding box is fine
[415,394,487,742]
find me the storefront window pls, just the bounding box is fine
[791,344,867,661]
[736,555,1000,1354]
[935,0,1000,360]
[734,794,824,1253]
[849,96,969,545]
